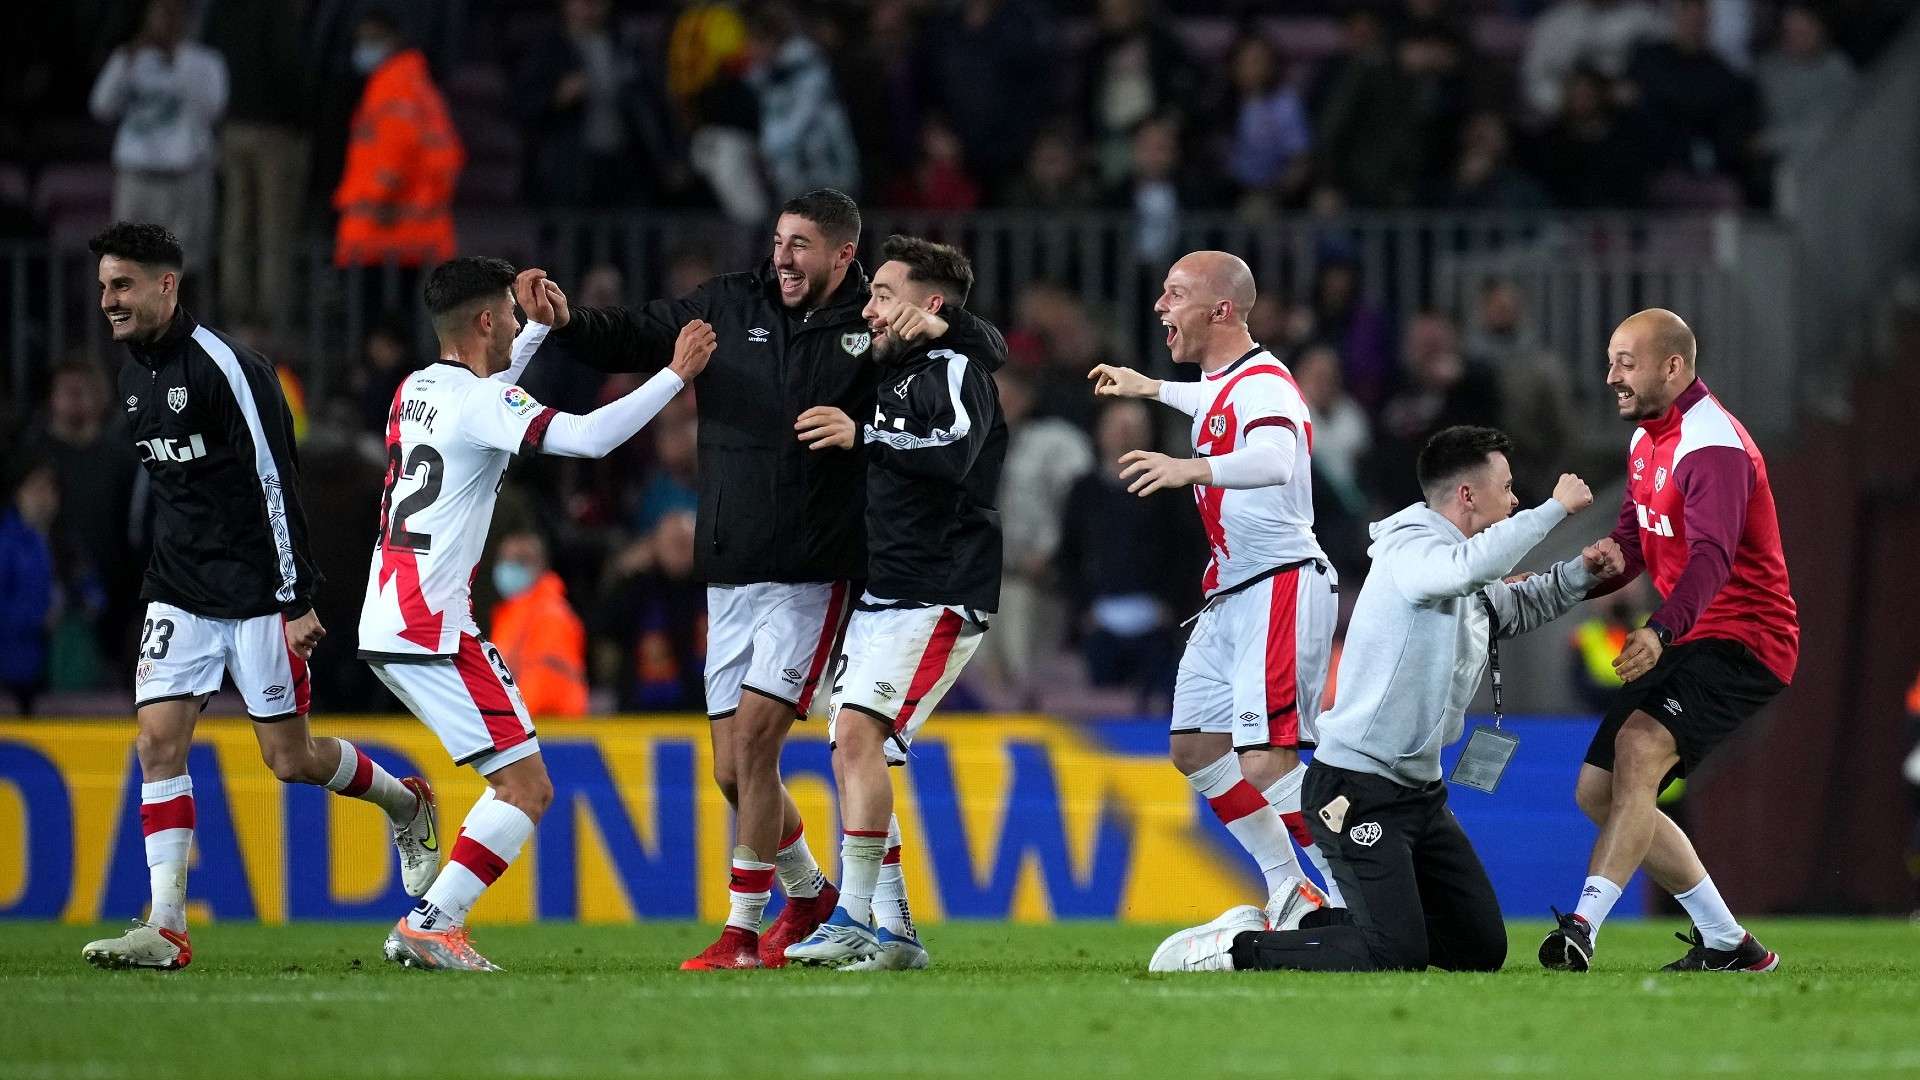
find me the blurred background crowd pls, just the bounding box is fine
[0,0,1912,722]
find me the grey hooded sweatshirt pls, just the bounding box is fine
[1312,500,1597,787]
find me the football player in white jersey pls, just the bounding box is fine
[1089,250,1344,928]
[363,256,713,971]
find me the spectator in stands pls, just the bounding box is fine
[29,360,140,680]
[1083,0,1200,186]
[1755,3,1860,171]
[1463,277,1541,365]
[883,115,982,212]
[1521,0,1664,119]
[1309,259,1394,410]
[1620,0,1759,183]
[489,531,588,718]
[671,5,770,225]
[88,0,228,275]
[743,3,860,198]
[0,459,60,714]
[1529,66,1657,208]
[516,0,677,208]
[204,0,317,325]
[1002,125,1101,213]
[1392,0,1473,194]
[1056,399,1201,705]
[1108,113,1215,264]
[1015,284,1110,432]
[350,318,414,435]
[630,399,699,535]
[1470,280,1573,503]
[1362,310,1504,509]
[1434,110,1551,210]
[1220,30,1312,213]
[332,8,464,269]
[1312,7,1422,208]
[922,0,1059,198]
[1289,343,1372,579]
[985,365,1094,696]
[837,0,923,201]
[595,510,706,712]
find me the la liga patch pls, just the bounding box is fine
[502,386,540,416]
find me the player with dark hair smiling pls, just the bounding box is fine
[1152,426,1609,973]
[81,221,438,971]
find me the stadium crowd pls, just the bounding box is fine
[0,0,1900,715]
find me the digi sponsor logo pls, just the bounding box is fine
[1348,822,1383,847]
[137,434,209,463]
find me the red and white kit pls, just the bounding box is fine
[828,597,987,755]
[133,601,313,721]
[357,332,563,774]
[1164,349,1338,749]
[705,580,855,721]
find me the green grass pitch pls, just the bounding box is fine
[3,920,1917,1079]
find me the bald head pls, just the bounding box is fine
[1606,308,1699,421]
[1172,251,1257,324]
[1618,308,1696,369]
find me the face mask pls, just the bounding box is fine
[492,561,536,598]
[352,42,390,75]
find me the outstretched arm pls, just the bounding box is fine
[538,321,716,459]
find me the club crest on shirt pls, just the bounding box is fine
[842,331,872,357]
[167,386,188,413]
[1208,415,1228,438]
[501,386,539,416]
[1349,822,1383,847]
[1654,466,1667,492]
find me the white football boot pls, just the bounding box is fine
[1263,874,1329,932]
[82,920,192,971]
[783,907,879,966]
[393,776,440,897]
[1150,905,1266,972]
[839,926,930,971]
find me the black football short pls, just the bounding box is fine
[1584,638,1786,781]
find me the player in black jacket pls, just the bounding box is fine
[784,235,1005,968]
[81,224,436,972]
[527,192,1005,968]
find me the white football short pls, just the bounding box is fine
[369,634,539,776]
[1170,561,1338,750]
[705,581,855,720]
[133,601,311,721]
[829,600,987,756]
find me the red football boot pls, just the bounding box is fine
[679,926,762,971]
[758,882,840,968]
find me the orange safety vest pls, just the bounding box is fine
[490,572,588,718]
[332,49,465,268]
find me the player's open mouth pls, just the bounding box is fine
[1614,388,1633,407]
[778,270,805,296]
[108,311,131,326]
[1163,321,1178,348]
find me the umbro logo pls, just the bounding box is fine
[1664,698,1684,715]
[1581,884,1604,899]
[1239,711,1259,723]
[1349,822,1383,847]
[748,327,770,342]
[264,684,287,698]
[125,395,139,411]
[875,681,897,697]
[781,667,802,683]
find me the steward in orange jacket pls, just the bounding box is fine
[333,35,464,268]
[490,533,589,717]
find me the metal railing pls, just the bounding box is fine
[3,209,1794,439]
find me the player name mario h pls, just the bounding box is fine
[395,395,439,432]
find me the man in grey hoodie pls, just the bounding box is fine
[1152,426,1615,972]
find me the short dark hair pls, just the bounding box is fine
[424,256,516,327]
[779,188,861,246]
[879,234,973,308]
[89,222,183,271]
[1417,425,1512,500]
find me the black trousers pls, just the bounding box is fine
[1230,762,1507,972]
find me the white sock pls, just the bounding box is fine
[140,775,194,933]
[873,815,916,939]
[774,821,827,900]
[1186,753,1301,898]
[1263,764,1345,907]
[724,848,776,933]
[408,788,533,930]
[1573,875,1624,938]
[1674,875,1746,949]
[838,830,889,927]
[324,738,418,823]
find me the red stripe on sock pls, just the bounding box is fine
[1281,810,1315,848]
[140,794,195,834]
[882,846,902,866]
[843,829,889,838]
[778,822,805,851]
[1207,780,1270,825]
[449,834,510,886]
[340,748,374,797]
[729,865,776,893]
